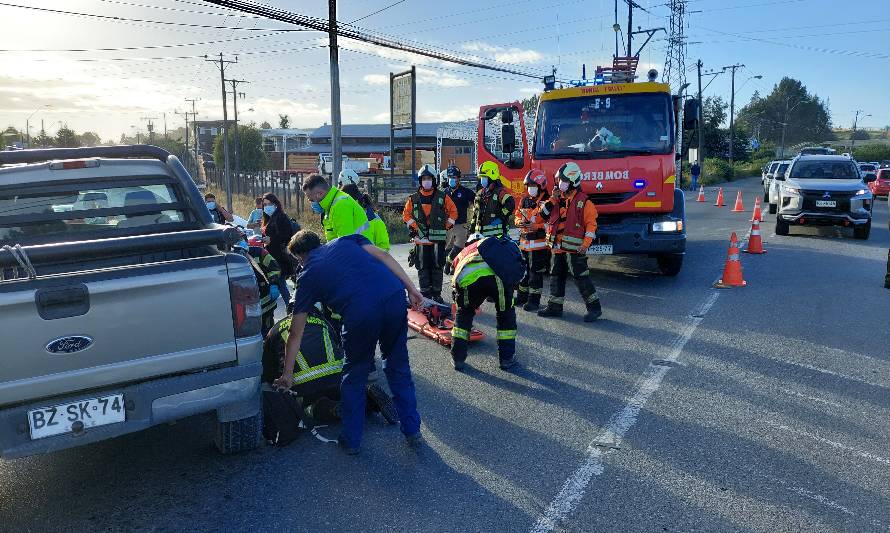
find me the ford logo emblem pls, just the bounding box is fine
[45,336,93,354]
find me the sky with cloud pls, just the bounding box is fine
[0,0,887,142]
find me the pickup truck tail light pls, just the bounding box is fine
[228,275,262,338]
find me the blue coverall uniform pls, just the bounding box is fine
[291,235,421,448]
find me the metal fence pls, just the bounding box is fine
[204,169,307,213]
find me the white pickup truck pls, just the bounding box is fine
[0,145,264,458]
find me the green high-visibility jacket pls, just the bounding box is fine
[320,188,372,243]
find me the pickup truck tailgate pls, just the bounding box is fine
[0,256,237,406]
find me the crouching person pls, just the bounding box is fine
[262,311,397,425]
[275,230,424,454]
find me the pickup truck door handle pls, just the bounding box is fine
[36,284,90,320]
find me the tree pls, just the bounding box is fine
[80,131,101,147]
[278,114,290,129]
[736,77,833,149]
[214,125,268,171]
[55,125,80,148]
[1,126,20,147]
[260,121,272,129]
[520,93,539,123]
[853,144,890,162]
[33,129,53,148]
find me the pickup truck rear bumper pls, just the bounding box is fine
[0,361,261,459]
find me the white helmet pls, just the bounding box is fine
[466,232,484,244]
[339,168,360,186]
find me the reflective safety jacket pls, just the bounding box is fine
[365,207,391,252]
[320,187,372,242]
[269,313,344,389]
[514,191,549,251]
[472,184,515,238]
[248,246,280,316]
[451,239,495,289]
[541,188,599,254]
[402,188,457,245]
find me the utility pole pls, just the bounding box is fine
[227,79,249,181]
[140,116,159,143]
[185,98,199,165]
[206,53,237,211]
[850,109,870,151]
[696,59,703,167]
[723,63,744,176]
[329,0,343,184]
[163,112,168,139]
[627,0,633,57]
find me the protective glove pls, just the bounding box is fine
[269,284,280,301]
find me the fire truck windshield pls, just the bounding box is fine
[534,92,673,159]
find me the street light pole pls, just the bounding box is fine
[850,109,870,151]
[329,0,343,184]
[25,105,50,147]
[723,63,744,177]
[696,59,703,167]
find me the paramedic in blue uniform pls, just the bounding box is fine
[275,230,424,454]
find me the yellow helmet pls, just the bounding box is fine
[478,161,501,183]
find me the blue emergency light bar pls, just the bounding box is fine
[633,179,647,189]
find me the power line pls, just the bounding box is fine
[346,0,407,25]
[0,31,290,53]
[698,25,889,60]
[0,2,306,31]
[96,0,265,19]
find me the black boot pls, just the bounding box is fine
[522,295,540,312]
[537,303,563,318]
[584,300,602,322]
[514,290,529,307]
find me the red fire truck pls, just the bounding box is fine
[476,61,698,275]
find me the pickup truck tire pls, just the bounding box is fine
[768,202,777,214]
[775,217,790,236]
[656,254,683,276]
[214,410,263,454]
[763,189,769,202]
[853,221,871,240]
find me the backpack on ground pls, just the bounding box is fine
[478,236,526,286]
[261,388,312,447]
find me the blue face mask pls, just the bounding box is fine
[310,201,324,214]
[480,177,489,188]
[206,201,216,211]
[235,239,249,250]
[448,178,458,188]
[263,205,276,216]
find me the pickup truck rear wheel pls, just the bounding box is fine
[656,254,683,276]
[768,202,777,214]
[214,410,263,454]
[775,217,790,236]
[763,189,769,202]
[853,221,871,240]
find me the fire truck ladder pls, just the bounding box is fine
[595,56,639,84]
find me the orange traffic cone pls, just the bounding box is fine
[696,186,705,202]
[714,232,747,288]
[745,219,766,254]
[751,197,763,222]
[714,187,725,207]
[731,190,745,212]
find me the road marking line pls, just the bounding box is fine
[771,423,890,466]
[779,388,844,409]
[530,291,720,533]
[764,475,855,516]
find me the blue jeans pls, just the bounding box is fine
[276,276,291,308]
[690,173,699,191]
[339,291,421,448]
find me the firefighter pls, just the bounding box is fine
[402,165,457,302]
[302,173,372,243]
[233,236,280,337]
[471,161,515,238]
[450,234,518,371]
[538,162,603,322]
[514,169,551,312]
[442,164,476,274]
[339,168,390,252]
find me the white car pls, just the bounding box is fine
[767,160,791,211]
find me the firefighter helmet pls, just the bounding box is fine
[339,168,360,186]
[418,164,438,187]
[478,160,501,183]
[523,169,547,188]
[555,162,583,188]
[446,164,462,179]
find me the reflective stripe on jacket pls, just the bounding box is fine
[472,185,515,237]
[451,239,495,288]
[275,314,344,386]
[515,192,549,251]
[402,189,457,245]
[320,188,372,242]
[543,189,599,253]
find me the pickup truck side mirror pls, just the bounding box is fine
[864,172,877,183]
[775,173,785,181]
[501,124,516,154]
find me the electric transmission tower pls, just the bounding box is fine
[662,0,688,90]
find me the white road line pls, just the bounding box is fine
[764,475,855,516]
[531,291,720,533]
[772,423,890,466]
[779,389,845,409]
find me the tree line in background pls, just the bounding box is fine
[1,125,102,149]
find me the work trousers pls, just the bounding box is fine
[416,242,446,299]
[451,275,517,363]
[547,252,600,308]
[444,223,468,273]
[517,248,551,303]
[339,291,421,449]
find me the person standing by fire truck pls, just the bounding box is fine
[471,161,515,239]
[537,162,602,322]
[514,169,551,312]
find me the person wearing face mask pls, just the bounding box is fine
[338,168,390,252]
[402,165,457,302]
[537,162,602,322]
[514,169,551,312]
[301,173,372,244]
[261,192,296,306]
[204,192,233,224]
[471,161,516,238]
[442,164,475,275]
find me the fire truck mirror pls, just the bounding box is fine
[500,109,514,124]
[501,124,516,154]
[682,99,700,131]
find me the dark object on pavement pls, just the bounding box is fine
[262,388,311,447]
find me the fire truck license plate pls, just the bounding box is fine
[587,245,613,255]
[28,394,125,440]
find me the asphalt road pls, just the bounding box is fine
[1,177,888,532]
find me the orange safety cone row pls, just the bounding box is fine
[714,232,747,288]
[731,190,745,212]
[744,219,767,254]
[696,186,706,202]
[751,197,763,222]
[714,187,725,207]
